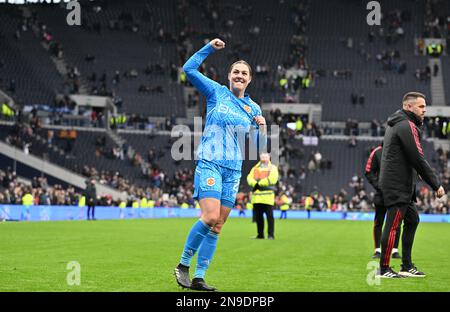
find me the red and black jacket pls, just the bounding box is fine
[365,145,382,193]
[379,109,440,207]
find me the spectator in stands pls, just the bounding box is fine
[359,94,365,105]
[85,54,96,63]
[314,151,322,168]
[307,152,316,171]
[8,79,16,93]
[375,77,387,87]
[351,92,358,105]
[433,61,439,77]
[368,30,375,43]
[367,121,375,137]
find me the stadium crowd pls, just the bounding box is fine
[1,148,449,214]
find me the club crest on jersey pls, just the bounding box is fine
[243,105,251,113]
[206,178,215,186]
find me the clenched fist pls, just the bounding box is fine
[210,38,225,50]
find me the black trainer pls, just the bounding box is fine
[267,236,275,240]
[372,251,381,259]
[190,278,218,292]
[398,264,426,278]
[391,251,401,259]
[376,267,404,278]
[174,264,191,289]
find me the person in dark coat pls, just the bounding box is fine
[85,179,97,220]
[365,143,401,259]
[377,92,445,278]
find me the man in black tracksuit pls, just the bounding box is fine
[378,92,445,278]
[85,179,97,220]
[364,144,401,259]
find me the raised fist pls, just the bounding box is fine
[210,38,225,50]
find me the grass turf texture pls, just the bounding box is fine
[1,218,449,292]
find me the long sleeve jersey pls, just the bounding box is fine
[183,43,266,171]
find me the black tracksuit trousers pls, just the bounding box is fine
[380,203,420,269]
[254,203,274,238]
[374,204,401,249]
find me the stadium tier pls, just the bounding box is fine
[0,0,449,207]
[1,121,445,210]
[0,8,64,106]
[303,0,433,121]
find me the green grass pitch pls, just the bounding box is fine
[1,217,449,292]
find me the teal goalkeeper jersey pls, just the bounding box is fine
[183,43,266,171]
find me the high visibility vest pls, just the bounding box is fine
[78,195,86,207]
[22,193,34,206]
[280,195,290,211]
[304,77,310,88]
[195,202,200,209]
[442,123,447,136]
[119,201,127,209]
[132,200,139,209]
[181,203,189,209]
[279,78,287,88]
[247,161,279,206]
[305,196,314,210]
[427,44,434,55]
[246,202,253,210]
[296,119,303,132]
[147,200,155,208]
[140,197,147,208]
[1,103,13,117]
[180,72,187,83]
[1,103,8,116]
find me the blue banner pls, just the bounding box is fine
[0,205,449,223]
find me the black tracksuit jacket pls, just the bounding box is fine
[379,109,440,207]
[365,145,383,206]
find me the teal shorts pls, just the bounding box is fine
[193,160,241,209]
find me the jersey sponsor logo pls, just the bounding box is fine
[218,104,229,114]
[206,177,216,186]
[217,104,249,123]
[243,105,252,113]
